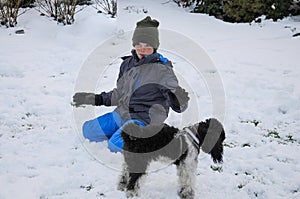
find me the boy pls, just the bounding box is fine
[73,16,189,153]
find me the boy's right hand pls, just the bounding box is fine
[72,92,96,107]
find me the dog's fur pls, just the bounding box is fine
[118,118,226,199]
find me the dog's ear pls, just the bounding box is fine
[197,120,209,146]
[201,118,223,153]
[198,118,225,153]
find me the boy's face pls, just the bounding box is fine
[134,42,154,59]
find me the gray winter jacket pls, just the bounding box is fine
[99,50,187,124]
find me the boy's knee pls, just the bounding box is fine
[108,139,123,153]
[82,120,107,142]
[82,121,93,140]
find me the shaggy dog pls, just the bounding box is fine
[117,118,225,199]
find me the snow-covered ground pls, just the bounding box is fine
[1,0,300,198]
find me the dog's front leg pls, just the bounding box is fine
[118,163,129,191]
[124,154,148,198]
[177,162,196,199]
[126,172,145,197]
[176,149,198,199]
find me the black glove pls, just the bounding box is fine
[168,87,189,113]
[72,92,103,107]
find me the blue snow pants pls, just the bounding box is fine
[82,111,145,153]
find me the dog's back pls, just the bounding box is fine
[122,123,187,157]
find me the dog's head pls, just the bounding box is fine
[195,118,225,163]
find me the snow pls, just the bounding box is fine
[1,0,300,198]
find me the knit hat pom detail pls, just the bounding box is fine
[136,16,159,28]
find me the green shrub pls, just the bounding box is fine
[264,0,292,21]
[193,0,223,18]
[193,0,293,23]
[223,0,264,22]
[174,0,199,7]
[223,0,292,22]
[290,0,300,15]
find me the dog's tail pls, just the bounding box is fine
[197,118,225,163]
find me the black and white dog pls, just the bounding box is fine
[118,118,226,199]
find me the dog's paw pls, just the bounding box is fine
[126,190,139,198]
[117,173,129,192]
[117,182,126,191]
[178,187,195,199]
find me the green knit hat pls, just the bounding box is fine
[132,16,160,49]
